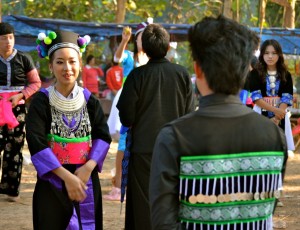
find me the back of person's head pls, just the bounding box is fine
[188,15,258,95]
[0,22,14,36]
[86,54,94,65]
[111,57,119,66]
[142,24,170,59]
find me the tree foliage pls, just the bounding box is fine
[1,0,299,75]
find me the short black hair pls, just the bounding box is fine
[188,15,258,95]
[0,22,15,36]
[142,24,170,59]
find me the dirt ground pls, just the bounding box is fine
[0,141,299,230]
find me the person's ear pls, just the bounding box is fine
[193,61,203,80]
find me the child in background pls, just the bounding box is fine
[106,61,123,101]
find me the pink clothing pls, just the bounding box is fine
[0,92,22,129]
[106,65,123,91]
[49,140,90,164]
[82,66,104,94]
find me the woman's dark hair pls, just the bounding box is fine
[86,54,94,65]
[256,39,288,82]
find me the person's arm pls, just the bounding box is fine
[86,92,112,172]
[150,126,182,230]
[53,166,87,202]
[254,99,286,120]
[116,71,138,127]
[184,70,195,113]
[105,69,113,90]
[9,67,41,108]
[21,68,41,99]
[98,67,104,77]
[114,27,132,62]
[249,69,286,120]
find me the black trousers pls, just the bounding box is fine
[0,104,26,196]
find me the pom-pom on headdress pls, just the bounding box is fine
[35,30,91,59]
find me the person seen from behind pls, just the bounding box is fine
[105,60,123,101]
[117,23,195,230]
[149,15,288,230]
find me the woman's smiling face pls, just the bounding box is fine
[49,48,81,88]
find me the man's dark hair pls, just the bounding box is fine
[188,15,259,95]
[142,24,170,59]
[0,22,15,36]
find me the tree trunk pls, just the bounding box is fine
[110,0,127,58]
[269,0,296,28]
[115,0,126,23]
[283,0,295,28]
[259,0,267,29]
[223,0,233,19]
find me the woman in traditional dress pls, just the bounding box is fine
[26,30,111,230]
[249,39,294,207]
[249,39,293,129]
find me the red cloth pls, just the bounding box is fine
[106,65,123,91]
[82,66,104,94]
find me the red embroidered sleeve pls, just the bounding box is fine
[21,68,41,99]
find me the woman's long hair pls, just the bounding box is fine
[256,39,288,82]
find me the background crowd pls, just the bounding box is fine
[0,13,296,230]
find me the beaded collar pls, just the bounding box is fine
[49,85,85,112]
[48,86,91,138]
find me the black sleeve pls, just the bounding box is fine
[25,92,51,155]
[150,126,183,230]
[87,95,112,144]
[279,71,293,96]
[184,70,195,114]
[23,52,36,73]
[116,71,139,127]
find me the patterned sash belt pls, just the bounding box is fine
[48,134,91,164]
[263,96,280,107]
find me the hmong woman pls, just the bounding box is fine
[249,39,293,131]
[26,30,111,230]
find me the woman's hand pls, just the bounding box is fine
[64,173,87,202]
[74,159,97,184]
[8,93,24,108]
[122,26,132,43]
[271,117,280,125]
[52,167,87,202]
[75,165,92,185]
[273,107,286,120]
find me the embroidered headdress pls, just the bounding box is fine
[135,17,153,37]
[35,30,91,59]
